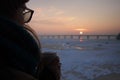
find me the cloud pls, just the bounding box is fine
[30,7,78,26]
[29,7,79,34]
[47,6,64,15]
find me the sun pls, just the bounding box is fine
[80,31,83,35]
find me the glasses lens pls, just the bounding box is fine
[23,9,34,23]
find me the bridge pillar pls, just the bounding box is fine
[108,35,111,40]
[77,35,80,39]
[87,35,89,39]
[70,35,73,39]
[97,36,99,39]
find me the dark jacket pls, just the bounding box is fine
[0,16,40,78]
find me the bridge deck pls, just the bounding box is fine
[39,35,117,40]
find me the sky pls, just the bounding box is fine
[27,0,120,35]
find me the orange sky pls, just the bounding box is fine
[27,0,120,35]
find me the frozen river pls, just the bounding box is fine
[39,37,120,80]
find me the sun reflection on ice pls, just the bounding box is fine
[79,31,84,42]
[80,38,83,42]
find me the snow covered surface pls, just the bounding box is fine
[39,37,120,80]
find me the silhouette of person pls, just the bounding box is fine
[0,0,60,80]
[116,33,120,40]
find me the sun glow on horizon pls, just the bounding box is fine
[80,31,83,35]
[74,28,87,31]
[74,28,87,35]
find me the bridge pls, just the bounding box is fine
[39,35,117,40]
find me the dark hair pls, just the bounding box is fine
[0,0,29,17]
[0,0,41,52]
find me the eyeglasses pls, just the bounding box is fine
[23,8,34,23]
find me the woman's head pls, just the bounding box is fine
[0,0,32,24]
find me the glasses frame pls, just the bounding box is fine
[23,8,34,23]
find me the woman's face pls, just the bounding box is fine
[13,4,34,25]
[13,4,26,25]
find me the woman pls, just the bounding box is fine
[0,0,60,80]
[0,0,41,79]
